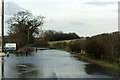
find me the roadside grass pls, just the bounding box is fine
[75,53,119,75]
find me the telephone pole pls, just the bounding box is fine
[2,0,4,52]
[1,0,4,79]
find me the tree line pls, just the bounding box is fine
[50,31,119,63]
[43,30,80,41]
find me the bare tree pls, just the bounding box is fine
[7,10,44,48]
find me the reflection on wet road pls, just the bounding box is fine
[3,50,117,78]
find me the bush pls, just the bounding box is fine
[34,38,49,47]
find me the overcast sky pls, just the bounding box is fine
[1,0,119,36]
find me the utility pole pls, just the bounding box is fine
[28,29,29,45]
[2,0,4,52]
[28,26,32,45]
[1,0,4,79]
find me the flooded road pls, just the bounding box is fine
[2,49,118,78]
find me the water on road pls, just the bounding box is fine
[2,49,118,78]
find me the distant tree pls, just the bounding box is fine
[68,33,80,39]
[7,11,44,48]
[43,30,56,41]
[67,41,81,52]
[43,30,80,41]
[34,37,49,47]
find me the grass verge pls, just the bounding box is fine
[75,53,119,76]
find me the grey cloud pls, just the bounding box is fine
[85,2,117,6]
[5,2,24,15]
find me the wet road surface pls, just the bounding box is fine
[1,49,118,78]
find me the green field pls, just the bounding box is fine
[49,39,80,44]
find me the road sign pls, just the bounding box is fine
[5,43,16,50]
